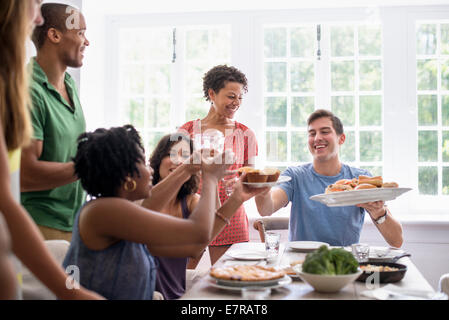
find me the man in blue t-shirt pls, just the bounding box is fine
[255,109,403,247]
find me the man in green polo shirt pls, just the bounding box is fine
[21,3,90,241]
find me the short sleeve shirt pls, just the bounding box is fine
[178,120,258,246]
[20,58,86,232]
[278,163,371,246]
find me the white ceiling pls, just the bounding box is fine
[46,0,449,14]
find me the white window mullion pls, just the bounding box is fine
[286,27,292,163]
[354,25,361,168]
[381,8,415,215]
[317,24,331,109]
[437,23,443,196]
[172,27,185,128]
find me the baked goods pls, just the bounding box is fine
[324,175,399,193]
[354,183,378,190]
[282,260,305,275]
[261,168,281,182]
[335,178,358,188]
[246,170,269,183]
[358,175,383,187]
[210,265,286,282]
[382,182,399,188]
[243,167,281,183]
[237,166,255,176]
[325,184,353,194]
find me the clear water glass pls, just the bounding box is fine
[265,231,281,261]
[352,243,370,263]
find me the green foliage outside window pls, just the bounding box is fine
[340,131,355,162]
[419,167,438,195]
[360,131,382,162]
[419,131,438,162]
[265,97,287,127]
[360,96,382,126]
[418,95,438,126]
[291,97,314,127]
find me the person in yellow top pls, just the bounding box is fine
[0,0,102,299]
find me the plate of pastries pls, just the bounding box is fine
[238,167,291,188]
[309,175,412,207]
[208,265,291,290]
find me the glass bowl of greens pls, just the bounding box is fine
[293,245,362,293]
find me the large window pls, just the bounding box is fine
[117,25,231,154]
[416,21,449,196]
[91,5,449,218]
[263,25,316,172]
[263,23,383,176]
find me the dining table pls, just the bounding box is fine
[180,241,436,300]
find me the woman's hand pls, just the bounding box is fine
[200,149,235,181]
[181,153,202,176]
[229,173,271,204]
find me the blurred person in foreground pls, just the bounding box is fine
[0,0,102,299]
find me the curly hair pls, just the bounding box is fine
[203,65,248,102]
[150,133,199,201]
[73,125,145,198]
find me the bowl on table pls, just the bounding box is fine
[293,265,362,293]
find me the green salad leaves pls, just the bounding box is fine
[302,245,359,275]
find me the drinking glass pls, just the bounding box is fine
[265,231,281,262]
[199,129,224,163]
[222,172,239,196]
[352,243,370,263]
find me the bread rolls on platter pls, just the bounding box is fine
[324,175,399,194]
[358,175,383,187]
[325,184,353,194]
[354,183,378,190]
[335,178,358,188]
[382,182,399,188]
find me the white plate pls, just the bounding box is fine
[207,275,292,291]
[225,249,267,261]
[309,187,412,207]
[288,241,329,252]
[242,175,291,188]
[368,246,405,262]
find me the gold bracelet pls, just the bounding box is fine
[215,210,230,225]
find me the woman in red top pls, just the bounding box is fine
[179,65,258,266]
